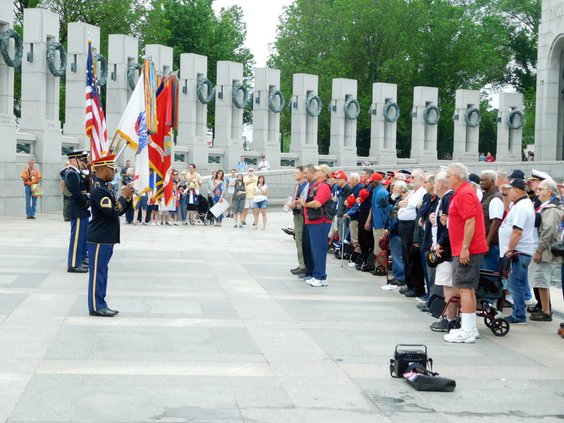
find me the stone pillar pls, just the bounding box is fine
[289,73,319,165]
[252,67,281,169]
[20,8,62,212]
[411,86,439,163]
[145,44,173,76]
[106,34,138,141]
[369,83,397,165]
[63,23,100,149]
[452,89,480,162]
[178,53,209,171]
[496,92,523,161]
[0,0,16,164]
[328,78,358,166]
[214,61,245,170]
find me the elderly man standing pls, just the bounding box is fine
[498,178,536,324]
[365,173,391,271]
[299,164,333,287]
[444,163,488,343]
[397,169,427,297]
[288,166,309,276]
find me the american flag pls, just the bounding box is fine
[85,42,108,161]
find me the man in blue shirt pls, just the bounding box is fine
[237,155,248,172]
[365,173,392,271]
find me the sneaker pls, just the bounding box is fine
[416,303,429,312]
[505,316,527,325]
[416,295,429,304]
[234,224,238,228]
[525,298,537,306]
[238,224,243,228]
[526,305,541,313]
[529,311,552,322]
[347,262,356,268]
[430,319,450,332]
[444,329,476,343]
[307,278,325,287]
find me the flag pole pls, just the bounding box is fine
[114,138,129,161]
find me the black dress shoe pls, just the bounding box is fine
[404,290,423,298]
[89,308,117,317]
[68,266,88,273]
[399,286,409,295]
[106,307,119,315]
[82,258,90,266]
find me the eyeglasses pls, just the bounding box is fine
[248,170,254,173]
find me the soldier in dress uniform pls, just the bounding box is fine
[65,150,91,273]
[87,155,135,317]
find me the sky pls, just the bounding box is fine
[212,0,294,67]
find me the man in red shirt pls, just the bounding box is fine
[443,163,488,343]
[298,164,333,287]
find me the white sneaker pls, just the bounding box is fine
[444,329,476,343]
[320,279,328,286]
[447,327,480,339]
[347,262,356,268]
[307,278,324,287]
[304,277,315,284]
[525,298,537,306]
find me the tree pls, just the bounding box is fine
[140,0,254,127]
[269,0,539,157]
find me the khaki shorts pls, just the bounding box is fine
[528,261,553,289]
[435,261,453,287]
[452,254,483,289]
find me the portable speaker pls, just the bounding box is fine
[390,344,429,378]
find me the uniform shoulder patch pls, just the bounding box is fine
[100,197,112,208]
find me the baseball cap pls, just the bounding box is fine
[335,170,348,181]
[509,169,525,179]
[468,173,480,185]
[369,173,383,182]
[508,178,527,191]
[314,164,332,177]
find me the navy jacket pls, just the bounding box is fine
[64,167,91,219]
[87,177,131,244]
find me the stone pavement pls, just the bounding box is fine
[0,211,563,423]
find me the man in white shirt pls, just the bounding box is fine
[257,154,271,171]
[498,178,536,324]
[397,169,427,297]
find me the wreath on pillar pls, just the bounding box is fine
[127,62,141,90]
[0,29,23,69]
[423,104,440,125]
[46,42,67,78]
[464,106,481,127]
[506,110,524,130]
[344,98,361,120]
[197,77,215,104]
[232,83,249,109]
[306,94,322,117]
[383,101,400,123]
[268,89,285,113]
[94,53,108,87]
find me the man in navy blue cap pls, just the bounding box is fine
[65,150,91,273]
[509,169,525,180]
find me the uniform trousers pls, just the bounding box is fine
[68,217,88,268]
[293,213,305,270]
[87,242,114,313]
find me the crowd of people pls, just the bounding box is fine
[110,161,272,230]
[286,163,564,342]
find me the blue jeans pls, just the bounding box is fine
[508,254,532,321]
[25,185,37,217]
[307,222,331,280]
[481,244,500,272]
[390,235,404,282]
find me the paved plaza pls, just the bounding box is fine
[0,211,563,423]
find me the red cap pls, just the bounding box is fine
[91,154,116,168]
[382,179,391,186]
[358,188,370,202]
[329,172,336,178]
[345,194,356,208]
[335,170,348,181]
[369,173,383,182]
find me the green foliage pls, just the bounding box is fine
[270,0,540,156]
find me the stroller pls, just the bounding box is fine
[428,268,510,337]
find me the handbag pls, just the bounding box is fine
[31,183,43,197]
[551,241,564,257]
[403,363,456,392]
